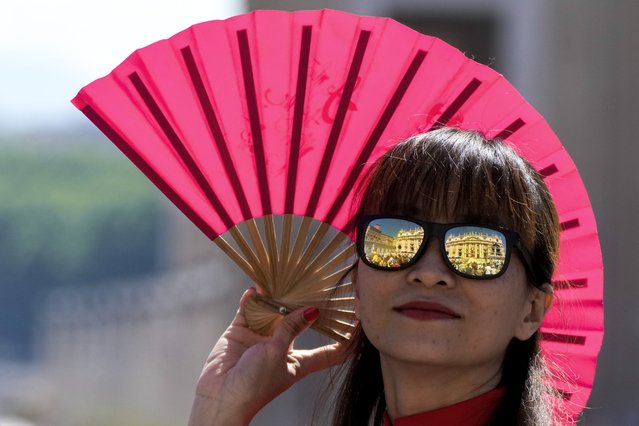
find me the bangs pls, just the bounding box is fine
[357,128,550,253]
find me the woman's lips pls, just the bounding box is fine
[394,301,461,320]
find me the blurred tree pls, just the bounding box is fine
[0,143,161,359]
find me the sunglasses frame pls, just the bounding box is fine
[357,214,535,281]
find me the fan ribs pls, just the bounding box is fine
[81,105,219,240]
[238,30,272,215]
[181,46,253,221]
[285,26,313,213]
[129,72,235,230]
[305,30,372,218]
[324,49,428,226]
[541,332,587,345]
[430,78,482,129]
[494,118,526,140]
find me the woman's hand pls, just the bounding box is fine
[188,288,348,426]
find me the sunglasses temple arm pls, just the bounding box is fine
[515,242,543,286]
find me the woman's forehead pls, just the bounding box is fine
[377,210,509,229]
[375,197,508,227]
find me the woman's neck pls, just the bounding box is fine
[379,354,503,421]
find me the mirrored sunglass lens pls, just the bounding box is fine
[444,226,508,277]
[363,218,425,268]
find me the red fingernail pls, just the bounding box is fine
[303,307,320,322]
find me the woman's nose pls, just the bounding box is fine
[406,238,455,287]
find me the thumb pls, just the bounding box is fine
[271,306,320,349]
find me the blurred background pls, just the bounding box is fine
[0,0,636,425]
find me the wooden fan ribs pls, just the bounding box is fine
[296,230,355,282]
[224,214,356,342]
[283,221,330,290]
[213,236,259,283]
[227,227,264,283]
[277,215,294,290]
[280,216,314,292]
[244,219,274,289]
[293,264,355,299]
[263,214,280,291]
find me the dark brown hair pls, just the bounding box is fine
[331,128,561,425]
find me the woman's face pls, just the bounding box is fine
[355,231,546,372]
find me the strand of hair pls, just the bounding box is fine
[541,332,586,345]
[493,118,526,140]
[430,78,482,130]
[552,278,588,289]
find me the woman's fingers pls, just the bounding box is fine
[193,298,352,425]
[225,294,350,376]
[271,306,320,350]
[230,287,257,328]
[296,342,350,377]
[270,306,350,378]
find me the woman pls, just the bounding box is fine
[188,127,560,425]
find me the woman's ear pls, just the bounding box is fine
[514,283,553,341]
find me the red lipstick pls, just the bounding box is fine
[394,301,461,320]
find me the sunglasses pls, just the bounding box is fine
[357,215,535,280]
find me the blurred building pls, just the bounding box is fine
[32,202,335,425]
[32,0,638,425]
[34,249,242,425]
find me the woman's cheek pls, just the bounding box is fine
[357,304,384,344]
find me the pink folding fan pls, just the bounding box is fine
[72,9,603,422]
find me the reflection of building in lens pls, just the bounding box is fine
[364,224,423,267]
[364,224,396,256]
[445,230,506,276]
[395,228,424,255]
[365,225,424,256]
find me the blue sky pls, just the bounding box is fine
[0,0,245,133]
[370,219,506,246]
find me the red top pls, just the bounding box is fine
[382,387,506,426]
